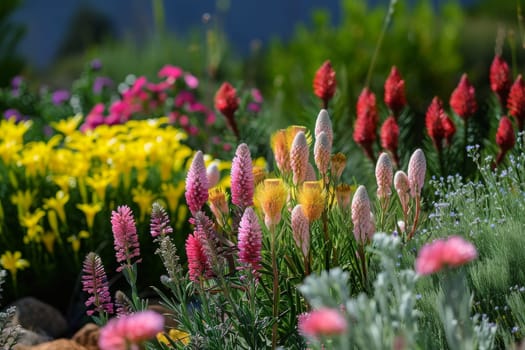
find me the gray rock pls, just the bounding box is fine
[10,297,68,338]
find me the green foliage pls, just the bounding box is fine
[422,135,525,347]
[259,0,464,129]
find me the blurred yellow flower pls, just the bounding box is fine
[86,170,115,203]
[161,182,185,215]
[43,190,69,224]
[51,114,83,136]
[0,251,29,278]
[132,187,155,222]
[42,231,57,254]
[67,230,90,253]
[21,209,46,243]
[77,202,103,231]
[10,189,36,219]
[157,328,191,346]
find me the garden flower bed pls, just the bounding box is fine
[1,33,525,350]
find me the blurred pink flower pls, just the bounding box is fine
[298,308,347,337]
[158,65,183,83]
[150,202,173,238]
[184,74,199,89]
[98,310,164,350]
[415,236,477,275]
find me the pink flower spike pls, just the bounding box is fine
[407,149,426,198]
[314,131,331,177]
[375,152,393,199]
[231,143,255,208]
[185,233,212,282]
[290,131,309,185]
[298,308,347,337]
[98,310,164,350]
[351,185,374,243]
[185,151,209,215]
[81,252,113,316]
[237,207,263,275]
[314,109,334,147]
[206,162,221,188]
[291,205,310,257]
[111,205,141,272]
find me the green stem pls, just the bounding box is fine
[365,0,398,87]
[407,194,421,241]
[271,227,279,349]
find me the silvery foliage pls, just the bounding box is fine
[0,270,20,349]
[299,233,420,349]
[299,233,497,350]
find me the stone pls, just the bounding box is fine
[72,323,100,350]
[14,339,88,350]
[10,297,68,337]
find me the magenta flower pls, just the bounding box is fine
[81,252,113,316]
[111,205,141,272]
[150,202,173,238]
[185,151,209,215]
[415,236,477,275]
[237,207,263,275]
[98,310,164,350]
[231,143,255,208]
[298,308,347,337]
[158,65,183,83]
[184,73,199,89]
[51,90,70,105]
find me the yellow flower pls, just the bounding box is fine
[43,190,70,224]
[47,210,59,236]
[132,187,155,222]
[52,175,74,194]
[157,328,191,346]
[298,181,326,222]
[161,182,185,214]
[42,231,57,254]
[0,251,29,278]
[208,187,229,224]
[255,178,288,229]
[85,170,115,203]
[11,189,36,219]
[51,114,83,136]
[0,117,32,144]
[67,230,90,253]
[21,209,46,243]
[76,202,103,231]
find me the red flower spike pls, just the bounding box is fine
[426,97,455,150]
[313,60,337,109]
[214,82,240,138]
[353,87,378,162]
[490,55,511,105]
[380,116,400,166]
[384,66,406,117]
[496,116,516,151]
[507,75,525,131]
[450,73,477,119]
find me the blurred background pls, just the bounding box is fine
[2,0,524,135]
